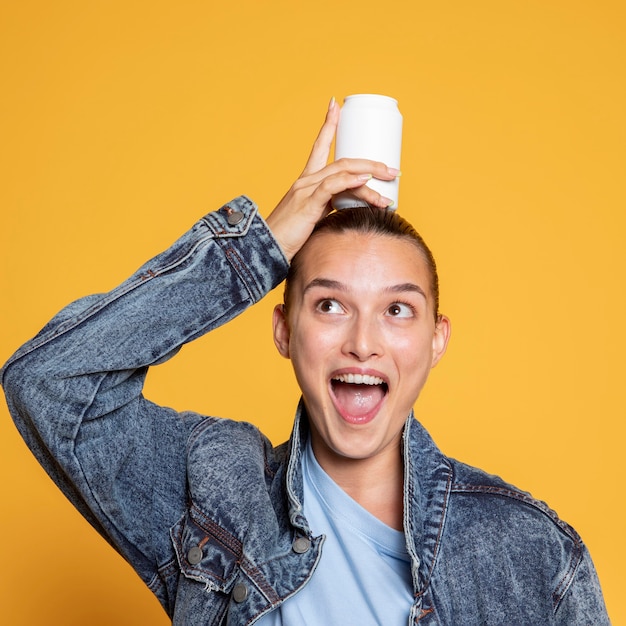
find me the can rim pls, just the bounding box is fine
[343,94,398,105]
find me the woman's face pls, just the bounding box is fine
[273,230,450,473]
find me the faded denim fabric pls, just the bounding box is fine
[2,196,609,624]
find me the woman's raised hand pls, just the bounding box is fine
[265,98,400,262]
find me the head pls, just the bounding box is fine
[273,207,450,473]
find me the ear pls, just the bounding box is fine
[272,304,291,359]
[430,314,451,368]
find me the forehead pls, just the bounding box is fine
[294,230,432,295]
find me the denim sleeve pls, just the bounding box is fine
[556,544,611,624]
[0,196,289,596]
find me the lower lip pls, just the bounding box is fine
[340,411,379,425]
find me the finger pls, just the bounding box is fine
[302,157,400,188]
[310,172,393,208]
[301,98,340,176]
[327,157,400,180]
[348,182,395,209]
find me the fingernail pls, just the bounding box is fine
[387,168,401,177]
[358,174,372,181]
[329,96,336,110]
[382,197,395,208]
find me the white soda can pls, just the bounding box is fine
[333,94,402,210]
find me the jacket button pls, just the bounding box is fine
[233,583,248,603]
[227,210,244,226]
[292,536,311,554]
[187,546,203,565]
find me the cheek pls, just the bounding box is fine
[391,332,434,374]
[290,320,341,358]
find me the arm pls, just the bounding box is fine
[1,100,399,598]
[555,544,611,624]
[1,196,287,591]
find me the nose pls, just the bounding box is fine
[342,315,383,361]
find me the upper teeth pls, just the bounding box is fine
[333,373,385,385]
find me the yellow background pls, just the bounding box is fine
[1,1,624,623]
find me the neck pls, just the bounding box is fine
[310,438,405,531]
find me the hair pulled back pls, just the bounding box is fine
[283,207,440,321]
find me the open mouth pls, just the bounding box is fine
[330,373,389,424]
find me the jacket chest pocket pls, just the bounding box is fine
[170,507,243,625]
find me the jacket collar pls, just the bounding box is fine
[402,411,453,598]
[285,401,453,598]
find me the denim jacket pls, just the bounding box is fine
[2,196,609,625]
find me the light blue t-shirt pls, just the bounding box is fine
[257,439,413,625]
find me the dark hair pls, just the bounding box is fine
[284,207,440,321]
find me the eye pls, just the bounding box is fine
[386,302,415,318]
[316,299,343,314]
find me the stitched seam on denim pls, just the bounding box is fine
[190,503,243,557]
[263,454,276,479]
[450,484,579,540]
[285,406,306,527]
[244,535,326,626]
[177,513,239,585]
[187,416,221,449]
[147,571,162,593]
[1,233,216,373]
[156,556,180,580]
[415,467,453,600]
[452,481,585,612]
[185,506,287,610]
[552,540,583,613]
[150,559,178,596]
[239,556,281,604]
[224,244,262,302]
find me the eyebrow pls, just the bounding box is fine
[303,278,427,300]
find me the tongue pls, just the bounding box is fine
[333,382,385,417]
